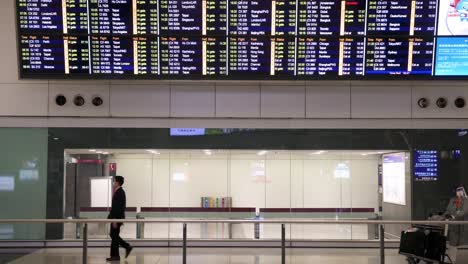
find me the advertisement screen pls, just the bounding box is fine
[437,0,468,36]
[383,153,406,206]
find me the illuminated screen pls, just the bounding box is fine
[170,128,255,136]
[15,0,467,79]
[170,128,207,136]
[383,153,406,206]
[0,176,15,192]
[414,150,439,181]
[435,37,468,75]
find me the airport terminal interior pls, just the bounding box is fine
[1,128,468,263]
[3,0,468,263]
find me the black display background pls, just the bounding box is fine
[15,0,468,80]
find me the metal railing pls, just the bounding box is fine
[1,219,468,264]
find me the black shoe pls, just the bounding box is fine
[106,257,120,262]
[125,246,133,258]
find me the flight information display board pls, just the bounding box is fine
[414,150,439,181]
[15,0,468,79]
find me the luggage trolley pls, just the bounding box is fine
[399,224,453,264]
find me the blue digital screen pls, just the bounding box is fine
[414,150,439,181]
[170,128,256,136]
[452,150,462,159]
[435,37,468,76]
[170,128,206,136]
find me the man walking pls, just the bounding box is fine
[107,176,133,262]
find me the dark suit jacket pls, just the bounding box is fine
[108,187,126,220]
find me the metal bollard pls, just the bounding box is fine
[183,223,187,264]
[281,224,286,264]
[136,215,144,239]
[379,224,385,264]
[83,223,88,264]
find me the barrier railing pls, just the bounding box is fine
[1,219,468,264]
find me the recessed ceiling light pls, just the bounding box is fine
[89,149,97,152]
[102,152,109,155]
[146,149,160,154]
[257,150,268,156]
[96,151,103,154]
[310,151,326,155]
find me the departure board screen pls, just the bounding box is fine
[414,150,439,182]
[15,0,468,79]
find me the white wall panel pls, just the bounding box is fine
[49,83,110,116]
[170,159,228,207]
[230,159,265,208]
[215,85,260,118]
[351,84,412,118]
[261,85,306,118]
[0,83,48,116]
[351,159,379,211]
[153,158,170,207]
[170,84,215,117]
[306,83,351,118]
[110,156,153,208]
[265,159,291,208]
[412,82,468,119]
[303,160,341,208]
[290,159,304,208]
[110,84,170,117]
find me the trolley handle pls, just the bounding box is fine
[411,224,445,232]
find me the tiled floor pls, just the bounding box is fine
[0,254,28,264]
[6,247,445,264]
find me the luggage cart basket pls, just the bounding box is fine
[399,224,453,264]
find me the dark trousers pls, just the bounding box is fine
[110,224,130,258]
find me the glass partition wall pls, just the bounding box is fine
[0,128,48,240]
[64,149,396,241]
[2,128,464,242]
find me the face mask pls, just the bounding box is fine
[456,187,467,198]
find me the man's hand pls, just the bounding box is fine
[112,223,118,228]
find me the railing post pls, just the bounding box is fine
[183,223,187,264]
[281,224,286,264]
[82,223,88,264]
[379,224,385,264]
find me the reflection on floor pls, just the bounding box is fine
[11,247,466,264]
[0,253,29,264]
[64,223,375,240]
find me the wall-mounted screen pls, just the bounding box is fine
[0,176,15,192]
[170,128,256,136]
[383,153,406,206]
[90,177,112,207]
[414,150,439,181]
[16,0,467,79]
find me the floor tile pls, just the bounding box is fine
[7,247,468,264]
